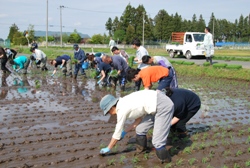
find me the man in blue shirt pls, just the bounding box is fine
[73,44,87,79]
[102,55,130,91]
[50,55,72,77]
[96,62,112,86]
[9,56,30,74]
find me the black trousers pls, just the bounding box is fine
[172,105,201,133]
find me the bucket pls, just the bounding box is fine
[82,62,89,69]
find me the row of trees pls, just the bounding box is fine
[7,24,85,45]
[105,3,250,44]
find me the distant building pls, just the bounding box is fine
[34,30,91,43]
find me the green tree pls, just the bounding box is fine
[114,29,126,43]
[125,24,135,44]
[8,23,19,42]
[90,34,104,44]
[13,32,27,45]
[68,29,81,43]
[62,33,69,43]
[27,24,35,41]
[112,16,121,36]
[105,17,113,36]
[197,15,206,32]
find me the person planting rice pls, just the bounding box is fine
[163,87,201,138]
[126,66,173,91]
[99,90,174,163]
[50,55,72,77]
[142,55,178,88]
[9,56,30,74]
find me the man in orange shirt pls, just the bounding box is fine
[127,66,172,90]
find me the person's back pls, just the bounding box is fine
[111,55,129,73]
[169,88,200,117]
[153,56,172,68]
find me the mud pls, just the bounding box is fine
[0,68,249,168]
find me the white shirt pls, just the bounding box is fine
[112,90,157,139]
[109,40,116,47]
[204,32,213,46]
[136,46,149,69]
[34,49,46,60]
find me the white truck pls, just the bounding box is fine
[166,32,211,59]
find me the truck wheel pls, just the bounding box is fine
[169,50,175,58]
[185,51,192,59]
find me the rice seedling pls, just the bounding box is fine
[238,129,245,136]
[175,158,184,166]
[143,153,149,160]
[221,165,228,168]
[245,160,250,167]
[107,158,116,166]
[132,156,140,164]
[164,163,172,168]
[206,164,214,168]
[199,142,206,150]
[248,147,250,153]
[202,157,210,164]
[99,143,105,149]
[223,150,231,157]
[188,158,196,165]
[119,155,126,164]
[112,144,118,153]
[183,146,192,154]
[246,136,250,144]
[234,163,240,168]
[235,150,243,156]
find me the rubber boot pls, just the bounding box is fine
[73,74,77,80]
[135,135,147,155]
[156,147,171,164]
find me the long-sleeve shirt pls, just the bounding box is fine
[74,48,86,63]
[169,88,201,119]
[113,90,158,139]
[204,32,213,46]
[136,46,149,69]
[153,56,172,68]
[54,55,71,67]
[34,49,46,60]
[110,55,129,75]
[13,56,28,69]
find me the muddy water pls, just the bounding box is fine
[0,71,249,167]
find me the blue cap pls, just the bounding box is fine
[100,94,119,116]
[73,44,79,49]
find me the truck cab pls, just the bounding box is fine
[166,32,211,59]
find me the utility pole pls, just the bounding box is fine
[60,5,64,47]
[46,0,48,48]
[142,12,145,46]
[212,15,215,41]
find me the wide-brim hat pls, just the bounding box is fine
[100,94,119,116]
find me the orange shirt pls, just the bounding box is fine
[138,66,169,88]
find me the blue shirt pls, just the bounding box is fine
[98,62,111,72]
[110,55,129,75]
[13,56,28,69]
[74,48,86,63]
[55,55,71,67]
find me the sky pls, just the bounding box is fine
[0,0,249,39]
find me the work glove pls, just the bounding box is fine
[96,74,101,79]
[97,80,102,85]
[133,61,138,64]
[15,68,20,72]
[121,130,127,139]
[100,147,110,154]
[35,60,39,64]
[60,65,63,69]
[51,74,54,77]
